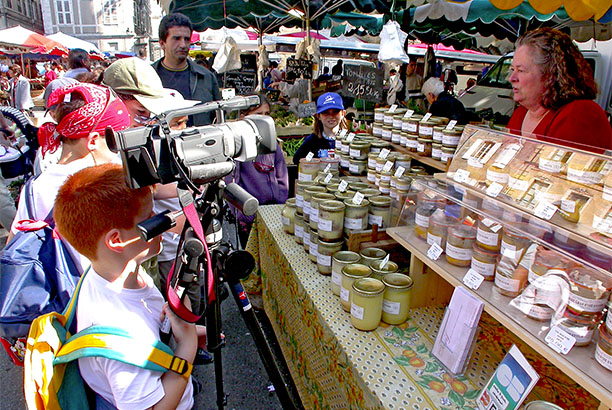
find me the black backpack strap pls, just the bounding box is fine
[23,178,36,220]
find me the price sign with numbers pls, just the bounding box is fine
[453,169,470,183]
[324,173,333,183]
[427,243,443,260]
[346,133,356,143]
[545,326,576,355]
[382,161,393,173]
[534,201,557,220]
[463,269,485,290]
[486,182,504,198]
[388,104,397,113]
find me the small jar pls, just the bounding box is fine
[379,180,391,195]
[320,157,340,173]
[281,198,297,234]
[432,143,443,161]
[303,186,327,224]
[314,172,340,186]
[471,244,498,280]
[427,210,458,250]
[552,309,601,346]
[374,108,386,122]
[303,223,311,253]
[441,146,455,165]
[368,152,379,169]
[309,229,319,263]
[369,195,392,229]
[500,226,531,259]
[295,180,315,215]
[383,111,395,125]
[294,212,304,245]
[476,215,503,252]
[331,251,360,295]
[375,156,388,173]
[405,133,418,152]
[381,126,393,141]
[370,259,399,281]
[298,158,321,181]
[395,155,411,171]
[339,153,350,169]
[341,263,372,311]
[418,119,434,137]
[392,110,407,126]
[310,192,336,230]
[372,121,384,137]
[391,175,411,191]
[392,130,402,144]
[382,273,414,325]
[359,247,387,267]
[370,140,391,154]
[486,164,509,185]
[567,267,612,315]
[318,200,345,241]
[417,137,433,157]
[414,194,446,240]
[400,132,409,147]
[349,141,371,160]
[360,188,382,200]
[445,225,477,267]
[317,238,344,275]
[343,198,370,233]
[367,169,376,183]
[349,158,367,176]
[432,126,444,143]
[596,324,612,371]
[441,128,462,147]
[351,278,385,331]
[403,115,422,133]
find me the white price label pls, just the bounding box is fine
[561,199,576,213]
[422,112,432,121]
[320,173,332,184]
[388,104,397,113]
[352,192,365,205]
[486,182,504,198]
[427,243,443,260]
[394,166,405,177]
[403,109,414,118]
[467,157,483,168]
[305,152,314,161]
[381,254,390,268]
[453,169,470,183]
[545,326,576,355]
[346,132,356,143]
[324,163,332,173]
[338,129,348,138]
[463,269,485,290]
[382,161,394,173]
[378,148,390,160]
[534,201,557,220]
[319,219,333,231]
[338,180,348,192]
[445,120,458,130]
[490,223,502,233]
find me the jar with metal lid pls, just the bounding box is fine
[411,165,427,175]
[303,185,326,224]
[326,183,340,193]
[418,119,434,137]
[331,251,360,295]
[567,267,612,314]
[369,195,392,228]
[370,260,398,281]
[392,114,406,130]
[391,129,401,144]
[314,172,340,186]
[381,125,393,141]
[316,238,343,275]
[405,133,418,152]
[445,225,477,267]
[310,192,336,230]
[294,212,304,244]
[348,158,367,176]
[359,247,386,267]
[367,169,376,183]
[303,223,311,253]
[351,278,385,331]
[382,273,413,325]
[349,141,370,160]
[349,181,369,191]
[308,229,319,263]
[319,156,340,172]
[359,188,382,200]
[372,122,384,137]
[383,110,395,125]
[403,115,423,133]
[295,180,315,215]
[500,225,532,259]
[375,156,390,173]
[417,137,433,156]
[442,128,462,147]
[339,153,350,169]
[399,132,409,147]
[471,244,498,280]
[379,180,391,195]
[380,170,392,184]
[551,309,601,346]
[374,108,386,122]
[367,152,378,169]
[427,209,458,250]
[334,190,356,202]
[281,198,297,234]
[395,155,411,171]
[341,263,372,311]
[476,215,503,252]
[391,175,410,190]
[596,324,612,371]
[370,140,390,154]
[298,158,321,181]
[343,198,370,233]
[432,126,445,143]
[432,143,443,161]
[318,200,345,241]
[441,146,455,165]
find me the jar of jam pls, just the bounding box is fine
[552,309,601,346]
[403,115,422,134]
[379,180,391,195]
[339,153,350,169]
[500,225,532,259]
[432,126,445,143]
[427,209,458,251]
[392,129,402,144]
[441,146,455,165]
[415,192,446,240]
[367,169,376,184]
[405,133,419,152]
[382,273,414,325]
[370,259,399,281]
[294,212,304,245]
[351,278,385,331]
[341,263,372,311]
[359,247,387,268]
[303,185,327,224]
[567,267,612,315]
[382,126,393,141]
[349,141,371,160]
[370,140,391,154]
[442,127,463,147]
[432,143,443,161]
[310,192,336,230]
[281,198,297,235]
[395,155,411,171]
[596,324,612,371]
[446,225,477,267]
[471,243,498,281]
[308,229,318,263]
[418,119,434,137]
[331,251,361,296]
[368,152,379,170]
[343,197,370,233]
[317,238,344,275]
[349,158,367,176]
[295,180,315,215]
[374,108,386,122]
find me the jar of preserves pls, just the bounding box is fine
[552,309,601,346]
[349,181,369,192]
[310,192,336,230]
[303,223,311,253]
[349,141,371,160]
[471,244,498,280]
[427,209,458,251]
[320,156,340,173]
[331,251,361,295]
[441,146,455,165]
[405,133,419,152]
[295,180,315,215]
[382,273,414,325]
[359,247,387,267]
[379,180,391,195]
[441,128,462,147]
[374,108,386,122]
[369,195,392,228]
[432,126,444,143]
[367,169,376,183]
[476,215,503,251]
[486,164,509,185]
[500,226,532,259]
[341,263,372,311]
[432,143,443,161]
[567,267,612,314]
[446,225,477,267]
[370,259,399,281]
[392,130,402,144]
[298,158,321,181]
[395,155,411,171]
[294,212,304,245]
[399,132,409,147]
[418,119,434,137]
[308,229,318,263]
[368,152,378,169]
[326,183,340,193]
[349,158,367,176]
[375,156,387,173]
[528,248,561,284]
[417,137,433,157]
[596,324,612,371]
[343,198,370,233]
[340,138,351,154]
[372,122,384,137]
[303,185,326,224]
[392,110,407,127]
[383,110,395,125]
[381,125,393,141]
[318,200,345,241]
[351,278,385,331]
[403,115,422,134]
[339,153,350,169]
[317,238,344,275]
[335,190,356,202]
[281,198,297,234]
[370,140,391,154]
[415,192,446,239]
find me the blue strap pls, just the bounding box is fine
[61,267,90,331]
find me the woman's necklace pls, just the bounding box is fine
[522,108,551,135]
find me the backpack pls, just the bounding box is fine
[0,178,82,365]
[24,268,193,410]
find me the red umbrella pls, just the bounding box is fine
[0,26,69,55]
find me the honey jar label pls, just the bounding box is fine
[595,344,612,371]
[406,123,417,133]
[351,303,365,320]
[310,209,319,223]
[349,164,359,173]
[383,299,401,315]
[420,126,433,136]
[417,143,425,152]
[392,133,401,143]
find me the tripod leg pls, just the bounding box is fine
[206,278,227,408]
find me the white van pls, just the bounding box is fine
[458,49,612,123]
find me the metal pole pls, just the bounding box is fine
[306,4,312,101]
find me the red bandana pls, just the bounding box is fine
[37,83,131,157]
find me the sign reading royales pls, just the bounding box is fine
[286,58,313,79]
[342,64,383,103]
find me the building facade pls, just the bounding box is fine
[0,0,44,33]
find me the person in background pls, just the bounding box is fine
[0,113,16,230]
[421,77,467,123]
[293,92,348,163]
[64,49,91,79]
[227,94,288,247]
[137,47,148,61]
[316,66,332,84]
[404,55,425,111]
[8,64,33,115]
[459,78,476,97]
[53,61,65,77]
[386,68,403,106]
[506,27,612,151]
[269,61,283,83]
[331,59,343,80]
[43,63,57,86]
[152,12,220,126]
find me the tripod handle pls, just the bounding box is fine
[223,182,259,216]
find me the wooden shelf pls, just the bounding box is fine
[387,225,612,409]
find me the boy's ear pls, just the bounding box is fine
[87,132,100,150]
[105,229,126,253]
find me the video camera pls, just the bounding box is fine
[105,95,277,189]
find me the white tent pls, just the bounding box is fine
[47,32,101,54]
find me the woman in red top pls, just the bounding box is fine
[507,28,612,152]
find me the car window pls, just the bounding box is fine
[478,57,512,89]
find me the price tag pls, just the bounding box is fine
[324,173,333,183]
[561,199,576,213]
[382,161,394,173]
[534,201,557,220]
[380,254,390,268]
[346,132,356,143]
[427,243,443,261]
[545,326,576,355]
[453,169,470,183]
[378,148,390,160]
[338,129,348,138]
[463,269,485,290]
[486,182,504,198]
[324,163,331,173]
[403,109,414,118]
[388,104,397,113]
[422,112,432,121]
[394,166,405,177]
[305,152,314,161]
[445,120,458,130]
[338,180,348,192]
[352,192,365,205]
[467,157,483,168]
[490,223,502,233]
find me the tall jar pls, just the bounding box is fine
[344,198,370,233]
[471,244,498,281]
[370,260,399,281]
[294,212,304,245]
[308,229,319,263]
[445,225,477,267]
[317,238,344,275]
[298,158,321,181]
[318,200,346,241]
[419,119,434,138]
[351,278,385,331]
[432,125,445,143]
[303,185,326,224]
[331,251,361,296]
[341,264,372,311]
[310,192,336,230]
[295,180,315,215]
[382,273,414,325]
[281,198,297,234]
[369,195,392,229]
[359,247,387,267]
[567,267,612,315]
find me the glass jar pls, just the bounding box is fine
[349,158,367,176]
[334,190,356,202]
[331,251,361,295]
[500,226,532,259]
[486,164,509,185]
[370,140,391,154]
[382,125,393,141]
[317,238,344,275]
[375,156,386,173]
[471,244,498,280]
[341,263,372,311]
[395,155,411,171]
[476,215,503,252]
[551,309,601,346]
[414,193,446,240]
[349,141,370,160]
[367,169,376,184]
[596,324,612,371]
[400,132,409,147]
[374,108,386,122]
[383,111,395,125]
[567,153,612,186]
[441,128,462,147]
[382,273,413,325]
[405,133,418,152]
[281,198,297,234]
[567,267,612,314]
[303,186,327,224]
[445,225,477,267]
[392,110,407,126]
[294,212,304,245]
[432,143,443,161]
[379,180,391,195]
[417,137,433,157]
[360,188,382,200]
[359,247,387,267]
[339,153,350,169]
[298,158,321,181]
[528,248,562,284]
[314,172,340,186]
[427,210,458,251]
[351,278,385,331]
[370,259,399,281]
[441,146,455,165]
[403,115,422,133]
[372,121,384,137]
[295,180,315,215]
[368,152,379,169]
[326,183,340,193]
[432,126,444,143]
[318,200,345,241]
[391,129,401,144]
[391,175,411,191]
[369,195,392,229]
[418,119,434,137]
[335,137,343,152]
[340,137,351,154]
[310,192,336,230]
[320,157,340,173]
[303,223,311,253]
[343,198,370,233]
[309,229,319,263]
[349,181,369,192]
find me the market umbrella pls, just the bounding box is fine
[320,11,386,37]
[0,26,68,55]
[488,0,612,22]
[47,32,102,55]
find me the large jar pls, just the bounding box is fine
[471,243,498,281]
[552,309,601,346]
[359,247,387,267]
[331,251,360,295]
[567,267,612,315]
[476,215,503,252]
[294,212,304,245]
[351,278,385,331]
[417,137,433,157]
[298,158,321,181]
[369,195,392,229]
[303,186,326,224]
[281,198,297,234]
[341,263,372,311]
[310,192,336,230]
[446,225,477,267]
[382,273,413,325]
[295,180,315,215]
[317,238,344,275]
[596,324,612,371]
[308,229,319,263]
[349,141,370,160]
[349,158,367,175]
[427,210,458,250]
[370,259,399,280]
[318,200,346,241]
[344,198,370,233]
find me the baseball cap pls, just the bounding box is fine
[102,57,199,115]
[316,92,344,114]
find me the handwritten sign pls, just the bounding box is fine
[287,58,313,79]
[342,64,383,103]
[298,102,317,118]
[220,71,256,95]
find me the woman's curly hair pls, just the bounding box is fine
[516,27,597,110]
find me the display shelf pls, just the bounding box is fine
[387,141,448,172]
[387,225,612,409]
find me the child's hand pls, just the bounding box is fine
[160,302,197,345]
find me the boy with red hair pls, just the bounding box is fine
[54,163,196,410]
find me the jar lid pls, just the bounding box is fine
[369,195,392,206]
[360,247,386,259]
[442,127,463,135]
[359,188,382,197]
[296,180,316,188]
[318,237,344,247]
[472,242,500,256]
[382,272,414,290]
[334,191,356,201]
[333,251,361,264]
[432,143,442,148]
[368,152,379,158]
[449,224,476,239]
[417,137,433,142]
[286,198,296,207]
[433,125,445,131]
[320,157,339,164]
[568,267,612,292]
[349,181,369,190]
[304,186,327,194]
[342,263,372,278]
[371,260,399,274]
[396,154,411,161]
[300,158,320,164]
[442,146,457,152]
[320,199,346,212]
[371,140,391,148]
[312,192,336,202]
[349,141,370,148]
[326,183,340,192]
[352,277,385,295]
[383,125,393,129]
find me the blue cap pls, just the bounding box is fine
[316,92,344,114]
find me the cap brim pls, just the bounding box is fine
[134,94,200,116]
[316,104,344,114]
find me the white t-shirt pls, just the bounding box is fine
[77,267,194,410]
